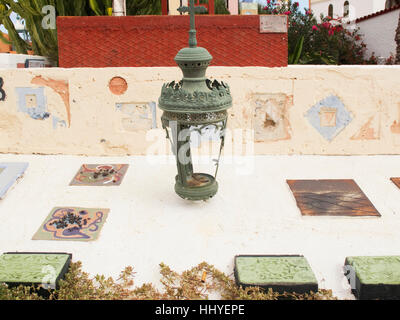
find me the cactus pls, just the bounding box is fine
[89,0,113,16]
[0,0,116,64]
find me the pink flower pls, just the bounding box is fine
[322,22,331,28]
[328,29,334,36]
[312,25,318,31]
[267,0,271,4]
[294,2,299,7]
[284,11,291,15]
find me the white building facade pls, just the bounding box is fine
[311,0,386,20]
[356,6,399,60]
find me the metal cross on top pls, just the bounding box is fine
[177,0,207,48]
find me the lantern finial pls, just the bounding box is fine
[177,0,207,48]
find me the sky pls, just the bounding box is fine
[0,12,17,34]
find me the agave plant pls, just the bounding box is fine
[0,0,162,64]
[0,0,226,64]
[0,0,93,63]
[0,2,30,54]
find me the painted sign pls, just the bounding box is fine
[260,15,288,33]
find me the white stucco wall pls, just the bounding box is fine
[311,0,386,20]
[228,0,239,14]
[169,0,183,15]
[0,66,400,156]
[0,53,52,69]
[357,8,399,60]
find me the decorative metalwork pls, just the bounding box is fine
[158,0,232,201]
[161,110,227,124]
[159,80,232,112]
[177,2,207,48]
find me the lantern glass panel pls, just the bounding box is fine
[165,120,226,180]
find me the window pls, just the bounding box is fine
[328,4,333,18]
[344,1,349,17]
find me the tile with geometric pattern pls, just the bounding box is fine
[304,95,352,142]
[0,252,71,290]
[234,255,318,294]
[287,179,381,217]
[344,256,400,300]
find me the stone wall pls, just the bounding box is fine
[0,65,399,155]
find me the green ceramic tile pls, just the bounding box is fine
[0,253,71,289]
[345,256,400,299]
[346,256,400,285]
[234,255,318,294]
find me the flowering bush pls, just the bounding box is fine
[259,0,371,64]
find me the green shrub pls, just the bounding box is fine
[0,261,338,300]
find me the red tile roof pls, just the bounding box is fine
[356,4,400,23]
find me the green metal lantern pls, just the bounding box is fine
[158,0,232,201]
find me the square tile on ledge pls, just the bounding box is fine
[0,162,29,199]
[390,178,400,190]
[234,255,318,294]
[32,207,109,242]
[287,179,381,217]
[0,252,71,290]
[345,256,400,300]
[69,164,129,186]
